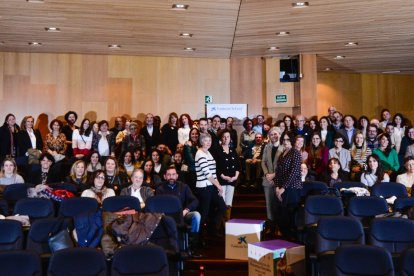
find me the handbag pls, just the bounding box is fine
[27,148,41,164]
[52,153,66,163]
[48,229,75,253]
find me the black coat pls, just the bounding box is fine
[0,124,20,160]
[16,129,43,157]
[140,126,161,156]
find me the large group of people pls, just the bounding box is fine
[1,106,414,242]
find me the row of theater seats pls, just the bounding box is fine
[0,245,169,276]
[302,181,412,200]
[299,195,414,275]
[333,244,414,276]
[0,190,188,276]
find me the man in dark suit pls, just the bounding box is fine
[293,114,312,146]
[337,115,357,149]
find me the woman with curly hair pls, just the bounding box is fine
[177,113,193,146]
[239,118,256,160]
[44,119,67,162]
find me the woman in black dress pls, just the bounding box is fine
[275,131,302,240]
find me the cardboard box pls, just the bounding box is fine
[225,219,265,260]
[248,240,305,276]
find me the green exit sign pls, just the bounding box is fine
[275,94,287,103]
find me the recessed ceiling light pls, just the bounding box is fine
[183,47,195,51]
[179,33,193,38]
[28,42,42,46]
[268,46,279,51]
[345,42,358,46]
[27,0,44,3]
[382,70,400,74]
[334,55,345,59]
[172,4,189,10]
[108,44,121,49]
[45,27,60,32]
[292,2,309,8]
[324,67,333,71]
[276,31,290,36]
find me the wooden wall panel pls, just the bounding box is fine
[299,54,317,118]
[230,57,264,119]
[317,72,414,123]
[0,54,3,101]
[0,52,230,128]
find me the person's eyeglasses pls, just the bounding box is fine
[335,140,344,143]
[95,176,105,180]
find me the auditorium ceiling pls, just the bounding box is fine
[1,0,413,73]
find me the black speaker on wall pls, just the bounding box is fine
[280,56,299,82]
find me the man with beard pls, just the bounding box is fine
[61,111,79,158]
[226,117,238,150]
[156,166,201,256]
[110,116,125,157]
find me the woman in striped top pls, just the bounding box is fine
[350,130,372,181]
[195,133,226,238]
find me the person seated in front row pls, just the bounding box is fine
[81,169,115,206]
[156,166,201,254]
[29,153,60,185]
[360,154,390,187]
[396,156,414,197]
[301,162,315,182]
[320,157,349,187]
[0,157,25,186]
[104,156,130,195]
[120,168,154,209]
[65,160,89,195]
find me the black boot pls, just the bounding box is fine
[188,233,203,258]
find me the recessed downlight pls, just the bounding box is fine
[292,2,309,8]
[27,0,44,3]
[183,47,195,51]
[382,70,400,74]
[172,4,189,10]
[334,55,345,59]
[276,31,290,36]
[108,44,121,49]
[345,42,358,46]
[45,27,60,32]
[28,42,42,46]
[179,33,193,38]
[324,67,333,71]
[268,46,279,51]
